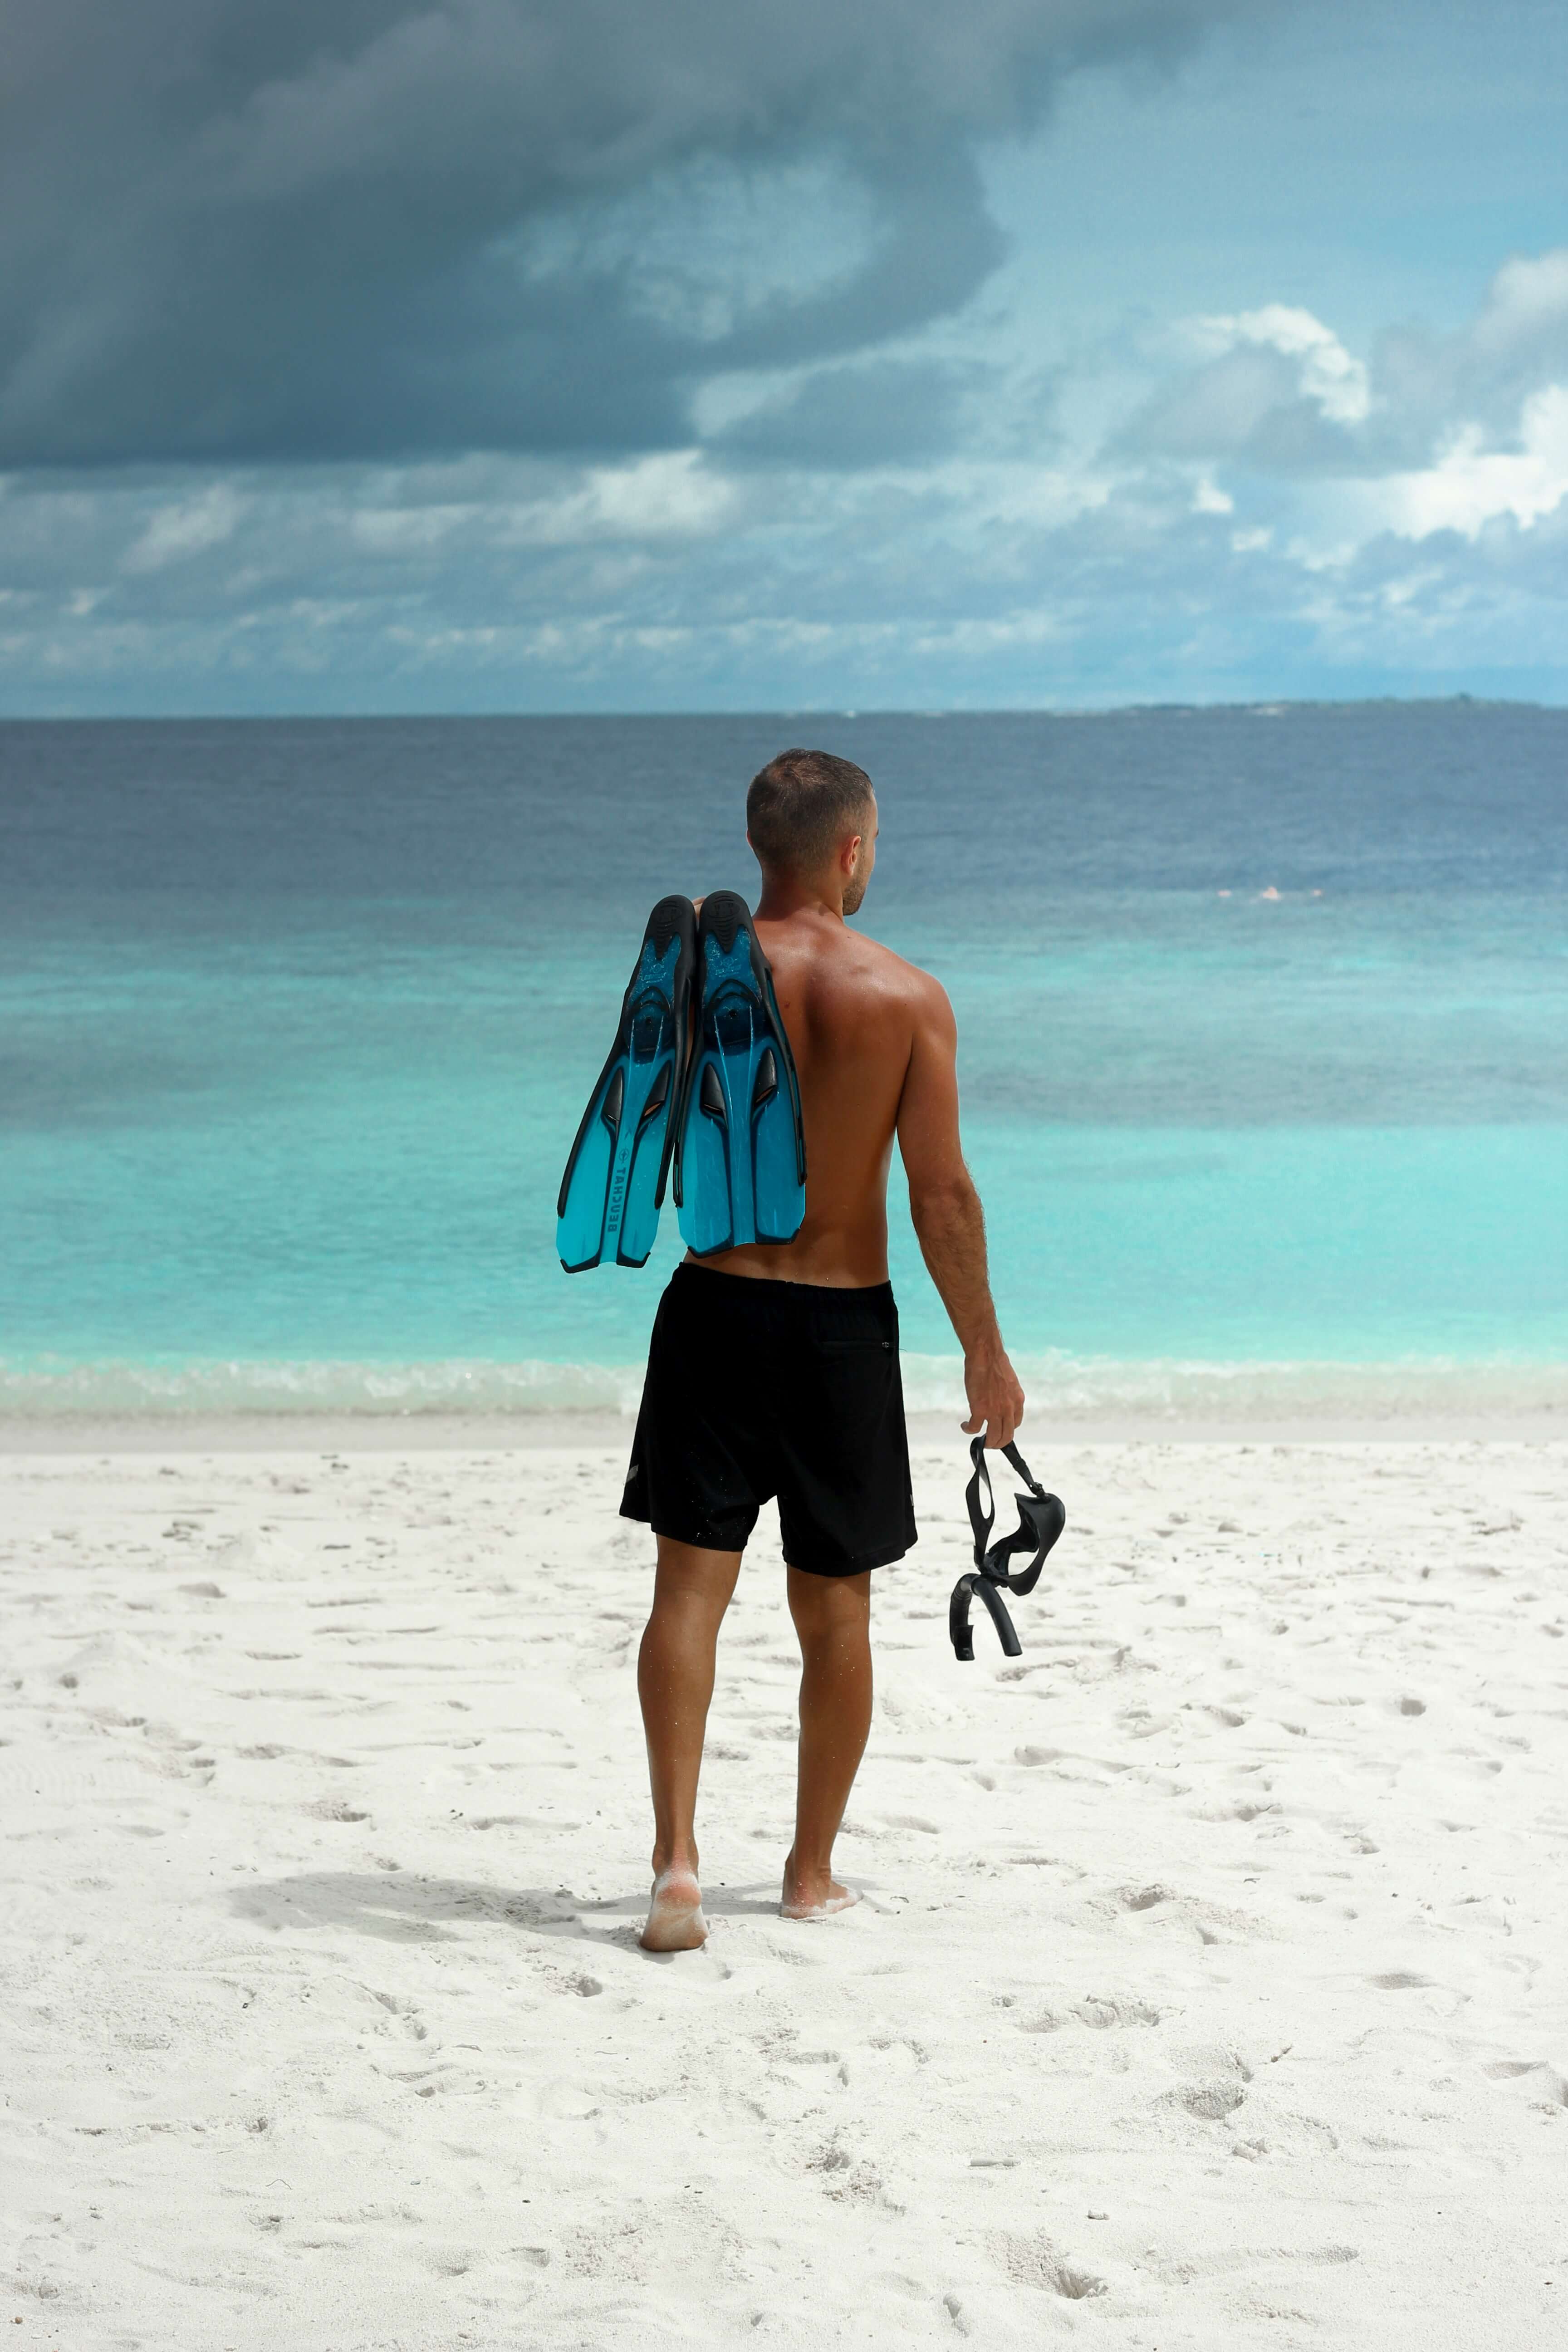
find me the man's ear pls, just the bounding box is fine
[841,831,863,873]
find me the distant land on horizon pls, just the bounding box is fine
[4,692,1567,729]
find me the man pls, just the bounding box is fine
[621,748,1025,1951]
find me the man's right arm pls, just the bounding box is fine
[895,972,1024,1447]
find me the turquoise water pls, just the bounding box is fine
[2,709,1565,1414]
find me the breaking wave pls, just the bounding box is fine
[1,1350,1563,1422]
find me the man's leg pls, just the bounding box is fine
[781,1566,872,1920]
[636,1534,742,1950]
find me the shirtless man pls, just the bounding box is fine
[620,748,1025,1951]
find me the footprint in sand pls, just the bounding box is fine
[641,1941,731,1982]
[1484,2061,1568,2106]
[993,2233,1109,2299]
[1073,1995,1162,2029]
[536,2078,601,2120]
[1170,2043,1253,2112]
[1177,2079,1249,2119]
[367,1989,428,2039]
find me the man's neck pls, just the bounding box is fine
[754,870,845,922]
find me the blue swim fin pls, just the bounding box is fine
[557,896,697,1272]
[674,891,807,1254]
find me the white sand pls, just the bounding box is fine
[4,1432,1566,2349]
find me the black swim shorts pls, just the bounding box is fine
[620,1262,917,1576]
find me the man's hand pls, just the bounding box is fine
[961,1343,1025,1449]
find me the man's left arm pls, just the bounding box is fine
[896,973,1024,1447]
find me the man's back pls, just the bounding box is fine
[703,909,931,1289]
[623,745,1024,1952]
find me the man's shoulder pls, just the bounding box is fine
[763,916,949,1024]
[848,930,949,1008]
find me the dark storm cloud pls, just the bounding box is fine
[713,358,985,467]
[0,0,1270,466]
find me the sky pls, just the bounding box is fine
[2,0,1567,714]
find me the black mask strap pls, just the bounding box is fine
[951,1435,1066,1661]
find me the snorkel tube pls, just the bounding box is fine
[949,1436,1066,1662]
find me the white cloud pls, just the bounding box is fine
[1187,303,1372,425]
[1470,247,1568,365]
[1368,384,1568,541]
[498,451,738,544]
[1130,250,1568,573]
[122,484,246,573]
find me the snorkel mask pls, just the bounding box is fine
[949,1436,1066,1661]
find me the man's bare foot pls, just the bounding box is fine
[640,1865,708,1951]
[779,1856,859,1922]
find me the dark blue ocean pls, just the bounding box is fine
[3,706,1565,1415]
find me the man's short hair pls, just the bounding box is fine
[746,748,874,873]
